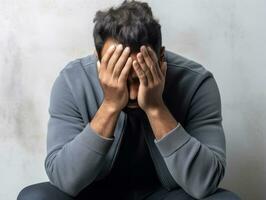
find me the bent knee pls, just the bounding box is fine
[17,182,72,200]
[18,184,47,200]
[205,188,241,200]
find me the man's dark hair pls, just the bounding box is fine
[93,0,162,61]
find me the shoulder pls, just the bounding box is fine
[165,50,211,76]
[51,53,100,120]
[163,50,219,122]
[60,54,97,78]
[57,53,98,91]
[164,50,215,93]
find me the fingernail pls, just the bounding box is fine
[110,45,115,50]
[125,46,130,52]
[117,44,123,50]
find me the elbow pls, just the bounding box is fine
[185,178,219,199]
[187,166,225,199]
[49,178,80,197]
[57,182,83,197]
[189,172,224,199]
[193,155,226,199]
[44,156,81,197]
[45,167,82,197]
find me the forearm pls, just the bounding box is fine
[90,101,121,139]
[146,103,179,140]
[154,127,225,199]
[46,116,115,196]
[147,106,225,198]
[46,102,120,196]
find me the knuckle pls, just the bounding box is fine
[139,59,145,64]
[117,84,124,91]
[102,77,108,85]
[109,81,116,88]
[99,74,103,81]
[114,49,122,56]
[113,51,119,57]
[115,60,122,68]
[140,72,145,77]
[112,72,118,78]
[119,71,126,78]
[101,57,108,65]
[150,63,155,69]
[143,80,148,86]
[101,80,107,87]
[141,49,146,55]
[112,68,118,76]
[143,53,147,57]
[107,62,114,69]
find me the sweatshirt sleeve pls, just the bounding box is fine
[154,76,226,199]
[44,71,114,197]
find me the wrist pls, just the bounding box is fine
[145,103,167,118]
[101,101,121,115]
[90,101,121,139]
[145,103,179,140]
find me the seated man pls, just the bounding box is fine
[18,1,241,199]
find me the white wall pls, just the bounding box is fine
[0,1,265,199]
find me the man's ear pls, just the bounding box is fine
[94,49,99,58]
[159,46,165,62]
[94,49,101,73]
[97,60,101,74]
[158,46,167,76]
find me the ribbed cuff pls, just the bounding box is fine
[154,124,191,157]
[76,123,114,155]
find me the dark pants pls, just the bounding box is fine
[17,181,241,200]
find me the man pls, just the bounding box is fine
[18,1,240,199]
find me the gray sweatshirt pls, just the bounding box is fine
[45,50,226,199]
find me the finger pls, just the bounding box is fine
[140,46,159,80]
[113,46,130,79]
[107,44,124,72]
[140,46,154,67]
[137,53,154,84]
[133,60,148,87]
[147,46,163,79]
[100,45,116,70]
[119,57,132,83]
[147,46,158,61]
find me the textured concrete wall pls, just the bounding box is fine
[0,1,265,199]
